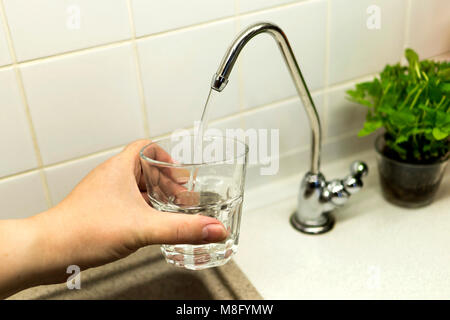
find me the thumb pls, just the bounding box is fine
[144,210,228,245]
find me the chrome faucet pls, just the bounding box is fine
[211,22,368,234]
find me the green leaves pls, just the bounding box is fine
[358,120,383,137]
[389,110,416,128]
[432,128,448,140]
[405,48,419,66]
[346,48,450,163]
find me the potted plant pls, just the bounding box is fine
[346,48,449,208]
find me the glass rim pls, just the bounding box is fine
[375,134,449,168]
[139,134,249,168]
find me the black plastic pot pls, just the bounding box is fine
[375,135,449,208]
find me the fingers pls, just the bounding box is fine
[122,139,152,157]
[117,139,152,183]
[143,211,227,245]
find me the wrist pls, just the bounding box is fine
[26,207,76,286]
[0,217,44,298]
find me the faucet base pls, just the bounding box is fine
[290,212,335,235]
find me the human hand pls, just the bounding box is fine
[6,140,227,291]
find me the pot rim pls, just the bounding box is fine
[375,134,449,168]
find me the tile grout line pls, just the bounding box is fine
[403,0,412,50]
[237,0,322,18]
[0,0,443,75]
[0,67,389,187]
[0,65,408,185]
[0,168,40,183]
[0,0,314,71]
[133,0,311,41]
[0,128,361,183]
[324,128,360,146]
[6,38,133,69]
[321,0,332,146]
[0,145,126,183]
[0,0,53,208]
[234,0,247,129]
[0,0,446,185]
[0,128,179,183]
[248,128,362,170]
[126,0,150,139]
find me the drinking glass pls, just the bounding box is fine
[139,134,248,270]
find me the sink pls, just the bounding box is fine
[8,246,261,300]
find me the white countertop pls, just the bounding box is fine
[234,150,450,299]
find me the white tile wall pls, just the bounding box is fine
[243,93,324,155]
[45,148,121,205]
[245,147,310,190]
[207,115,243,135]
[408,0,450,59]
[322,133,376,164]
[329,0,407,85]
[0,16,12,66]
[0,0,449,219]
[137,20,240,137]
[3,0,131,61]
[326,82,369,138]
[239,0,327,109]
[239,0,301,14]
[20,43,144,165]
[0,68,38,177]
[131,0,235,36]
[0,172,48,219]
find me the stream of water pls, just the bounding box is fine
[187,88,215,191]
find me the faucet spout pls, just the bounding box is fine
[212,22,368,235]
[211,22,321,174]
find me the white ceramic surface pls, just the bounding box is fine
[131,0,235,36]
[329,0,406,85]
[3,0,131,61]
[239,0,327,109]
[20,43,144,165]
[0,172,48,219]
[236,150,450,299]
[0,68,38,177]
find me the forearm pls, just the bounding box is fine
[0,202,138,300]
[0,208,76,299]
[0,217,44,299]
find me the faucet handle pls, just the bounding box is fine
[293,161,368,234]
[325,161,368,207]
[343,161,369,194]
[350,161,369,179]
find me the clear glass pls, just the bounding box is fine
[140,135,248,270]
[375,134,449,208]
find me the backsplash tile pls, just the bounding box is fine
[322,133,376,164]
[0,0,448,217]
[238,0,301,14]
[0,16,12,66]
[245,147,310,190]
[408,0,450,59]
[20,44,144,165]
[45,148,121,205]
[0,172,48,219]
[3,0,131,61]
[329,0,407,85]
[137,20,240,137]
[243,93,324,155]
[326,82,369,138]
[239,0,327,109]
[131,0,235,37]
[0,68,38,177]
